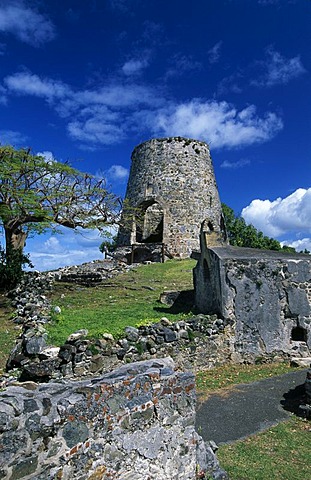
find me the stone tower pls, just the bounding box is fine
[117,137,227,258]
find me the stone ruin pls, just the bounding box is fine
[117,136,311,363]
[194,240,311,364]
[117,137,227,261]
[0,358,221,480]
[1,136,310,479]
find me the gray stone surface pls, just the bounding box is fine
[117,137,227,258]
[195,242,311,361]
[0,358,208,480]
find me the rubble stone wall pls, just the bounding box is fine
[6,271,233,382]
[117,137,226,258]
[0,358,206,480]
[194,244,311,361]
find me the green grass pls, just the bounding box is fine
[217,416,310,480]
[47,259,196,345]
[0,294,18,372]
[196,362,297,395]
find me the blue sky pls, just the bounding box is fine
[0,0,310,270]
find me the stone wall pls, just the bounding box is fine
[0,358,211,480]
[194,242,311,362]
[5,271,233,382]
[117,137,227,258]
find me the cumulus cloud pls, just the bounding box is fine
[106,165,129,182]
[4,70,283,151]
[4,72,70,101]
[252,46,306,87]
[155,100,283,149]
[282,238,311,253]
[67,118,125,146]
[36,150,55,162]
[0,0,56,46]
[217,47,305,95]
[242,188,311,237]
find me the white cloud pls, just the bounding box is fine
[36,150,55,162]
[282,238,311,253]
[252,47,306,87]
[155,100,283,149]
[242,188,311,237]
[3,71,283,151]
[0,129,28,146]
[220,158,250,169]
[0,0,55,46]
[122,58,149,76]
[67,118,125,146]
[4,72,70,101]
[25,227,108,271]
[106,165,129,183]
[208,41,223,64]
[4,70,163,148]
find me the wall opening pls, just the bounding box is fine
[136,200,164,243]
[291,326,308,342]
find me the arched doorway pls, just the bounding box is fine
[136,200,164,243]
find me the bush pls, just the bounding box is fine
[0,245,33,290]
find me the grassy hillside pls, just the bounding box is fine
[48,259,196,345]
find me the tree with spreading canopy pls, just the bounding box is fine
[0,145,120,287]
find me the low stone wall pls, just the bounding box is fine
[5,271,233,382]
[194,243,311,362]
[0,358,211,480]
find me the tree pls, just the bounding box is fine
[222,203,296,252]
[0,145,120,284]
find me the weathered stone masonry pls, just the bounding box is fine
[0,358,210,480]
[117,137,227,259]
[194,242,311,362]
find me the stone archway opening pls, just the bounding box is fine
[136,200,164,244]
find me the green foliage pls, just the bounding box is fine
[0,244,33,290]
[0,145,120,273]
[222,203,295,252]
[99,236,117,254]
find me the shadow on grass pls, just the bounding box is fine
[281,383,307,417]
[153,289,195,315]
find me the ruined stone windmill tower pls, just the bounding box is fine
[117,137,227,259]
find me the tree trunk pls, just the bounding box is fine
[4,225,28,274]
[5,226,27,255]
